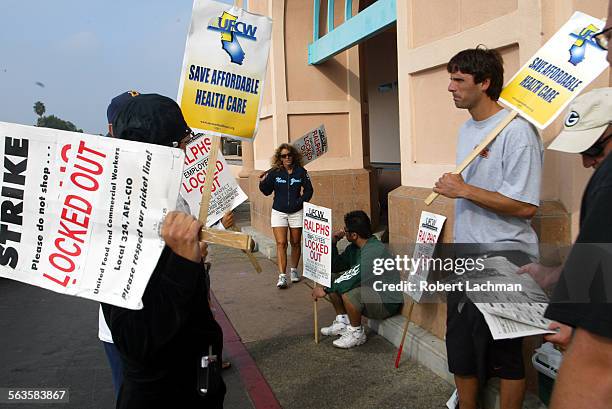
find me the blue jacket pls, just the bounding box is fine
[259,166,313,214]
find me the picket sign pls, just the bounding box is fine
[395,211,447,367]
[196,135,253,251]
[177,0,272,141]
[302,202,333,343]
[0,122,185,309]
[425,12,608,206]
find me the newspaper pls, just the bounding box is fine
[446,256,556,339]
[477,302,553,330]
[478,307,556,340]
[446,389,458,409]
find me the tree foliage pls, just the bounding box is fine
[33,101,46,117]
[33,101,83,132]
[36,115,83,133]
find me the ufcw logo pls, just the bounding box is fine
[568,23,604,66]
[207,14,258,41]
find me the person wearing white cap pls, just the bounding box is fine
[519,84,612,409]
[547,87,612,168]
[540,7,612,407]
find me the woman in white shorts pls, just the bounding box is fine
[259,143,314,288]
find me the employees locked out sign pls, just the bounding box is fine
[180,134,248,226]
[302,202,332,287]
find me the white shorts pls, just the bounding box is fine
[271,208,303,228]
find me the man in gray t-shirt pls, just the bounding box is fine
[454,109,542,259]
[434,48,543,409]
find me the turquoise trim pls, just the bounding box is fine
[327,0,335,34]
[344,0,352,21]
[308,0,397,65]
[313,0,321,42]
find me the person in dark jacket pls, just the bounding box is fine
[101,93,225,409]
[259,143,313,288]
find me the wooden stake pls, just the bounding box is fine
[200,228,252,250]
[425,110,518,206]
[314,281,319,344]
[229,225,262,273]
[197,135,222,225]
[395,301,415,368]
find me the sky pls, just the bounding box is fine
[0,0,236,135]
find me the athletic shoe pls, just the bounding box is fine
[321,316,348,336]
[276,274,288,289]
[333,326,366,348]
[290,268,300,283]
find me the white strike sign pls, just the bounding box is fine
[180,134,248,226]
[0,122,184,310]
[292,125,328,165]
[302,202,332,287]
[406,211,446,302]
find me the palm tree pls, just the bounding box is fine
[33,101,45,118]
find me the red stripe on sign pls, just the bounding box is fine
[211,293,282,409]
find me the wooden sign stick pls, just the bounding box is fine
[197,135,222,223]
[394,301,415,368]
[313,281,319,344]
[229,225,262,273]
[197,135,253,251]
[424,110,518,206]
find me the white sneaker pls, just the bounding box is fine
[290,268,300,283]
[321,315,349,336]
[333,326,366,349]
[276,274,288,289]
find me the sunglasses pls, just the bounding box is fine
[581,134,612,158]
[280,153,293,159]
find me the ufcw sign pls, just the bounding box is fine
[208,15,258,40]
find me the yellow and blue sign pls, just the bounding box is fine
[500,12,608,129]
[178,0,272,140]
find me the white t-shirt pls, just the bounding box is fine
[454,109,543,260]
[98,306,113,343]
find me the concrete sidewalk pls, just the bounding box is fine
[208,208,454,409]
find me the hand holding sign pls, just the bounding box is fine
[433,173,467,199]
[161,212,203,263]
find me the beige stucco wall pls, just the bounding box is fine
[249,0,366,173]
[246,0,376,238]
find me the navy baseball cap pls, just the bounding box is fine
[107,90,140,124]
[112,93,191,147]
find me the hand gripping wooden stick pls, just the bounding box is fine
[424,111,518,206]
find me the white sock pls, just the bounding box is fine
[279,273,286,277]
[348,325,362,332]
[337,314,349,324]
[290,267,298,273]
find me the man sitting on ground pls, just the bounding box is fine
[312,210,403,349]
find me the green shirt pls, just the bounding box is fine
[327,237,403,307]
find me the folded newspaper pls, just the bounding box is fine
[447,256,556,340]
